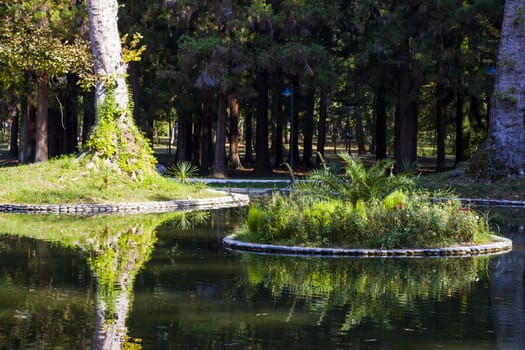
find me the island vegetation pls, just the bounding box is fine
[234,154,495,249]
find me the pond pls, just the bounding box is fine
[0,207,523,349]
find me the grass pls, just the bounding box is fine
[417,164,525,201]
[0,156,218,205]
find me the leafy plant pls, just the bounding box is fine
[167,161,200,184]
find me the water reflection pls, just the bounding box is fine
[0,208,523,349]
[488,208,525,350]
[242,254,490,331]
[0,211,207,349]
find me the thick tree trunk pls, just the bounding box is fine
[212,95,227,178]
[375,85,387,160]
[35,74,49,162]
[228,96,243,169]
[87,0,128,111]
[316,87,328,166]
[436,83,446,171]
[87,0,154,175]
[470,0,525,177]
[302,89,315,167]
[20,97,36,163]
[254,70,272,175]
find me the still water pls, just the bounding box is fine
[0,207,523,349]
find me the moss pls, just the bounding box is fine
[85,87,155,176]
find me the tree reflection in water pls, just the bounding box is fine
[0,211,208,349]
[242,254,490,330]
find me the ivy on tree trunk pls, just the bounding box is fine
[86,0,155,176]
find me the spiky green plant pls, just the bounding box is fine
[167,161,200,184]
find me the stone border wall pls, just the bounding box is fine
[0,191,249,215]
[223,234,512,258]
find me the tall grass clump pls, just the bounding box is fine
[234,153,495,249]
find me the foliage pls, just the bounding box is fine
[235,155,495,249]
[84,87,156,176]
[294,152,415,204]
[167,161,200,184]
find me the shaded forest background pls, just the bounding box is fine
[0,0,507,177]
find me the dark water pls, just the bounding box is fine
[0,207,523,349]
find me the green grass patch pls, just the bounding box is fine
[0,156,218,204]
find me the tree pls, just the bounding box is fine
[85,0,155,176]
[0,1,90,162]
[470,0,525,178]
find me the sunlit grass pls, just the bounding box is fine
[0,156,217,204]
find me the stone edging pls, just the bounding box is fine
[0,191,249,215]
[223,234,512,258]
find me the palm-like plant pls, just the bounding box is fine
[167,161,200,184]
[295,153,415,204]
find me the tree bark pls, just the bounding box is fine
[9,104,19,158]
[395,38,418,171]
[243,107,254,164]
[86,0,154,175]
[436,82,446,171]
[271,86,284,167]
[228,96,243,169]
[87,0,128,111]
[470,0,525,177]
[254,70,272,175]
[35,73,49,162]
[316,87,328,166]
[302,88,315,167]
[355,107,365,155]
[455,91,466,165]
[212,94,227,178]
[375,85,387,160]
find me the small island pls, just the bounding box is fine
[225,154,512,257]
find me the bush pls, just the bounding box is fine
[235,155,495,249]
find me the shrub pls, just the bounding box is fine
[235,155,496,249]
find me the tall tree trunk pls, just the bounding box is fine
[243,107,254,164]
[254,70,272,175]
[436,83,446,171]
[20,96,36,163]
[395,39,418,171]
[355,107,365,155]
[176,111,193,162]
[82,96,95,149]
[198,103,212,175]
[86,0,154,175]
[228,96,243,169]
[271,87,284,167]
[35,73,49,162]
[212,95,227,178]
[316,87,328,166]
[375,85,387,160]
[455,91,467,165]
[470,0,525,178]
[302,88,315,167]
[9,104,19,158]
